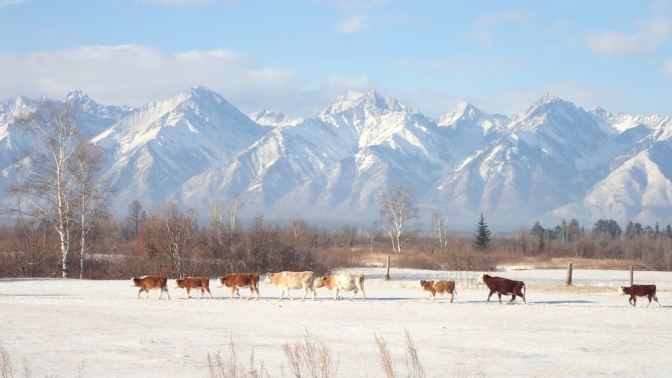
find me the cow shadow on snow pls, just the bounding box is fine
[532,300,597,305]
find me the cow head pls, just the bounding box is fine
[129,277,138,287]
[217,277,226,288]
[173,279,183,289]
[264,273,275,284]
[416,280,427,288]
[618,286,628,295]
[477,274,486,284]
[315,276,327,288]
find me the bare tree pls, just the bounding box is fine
[209,199,226,246]
[376,186,419,254]
[124,200,144,238]
[430,210,446,252]
[70,135,113,279]
[368,227,380,253]
[150,202,198,277]
[228,193,243,244]
[5,100,82,278]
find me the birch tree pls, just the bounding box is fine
[70,135,113,279]
[6,100,81,278]
[228,193,243,244]
[376,186,419,254]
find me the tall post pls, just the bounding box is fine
[629,266,634,286]
[566,262,573,285]
[385,255,391,280]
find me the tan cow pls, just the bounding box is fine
[417,279,456,303]
[218,273,260,301]
[129,276,170,300]
[173,277,212,300]
[315,274,365,301]
[264,271,316,301]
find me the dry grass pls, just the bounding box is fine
[0,342,86,378]
[206,337,268,378]
[282,330,339,378]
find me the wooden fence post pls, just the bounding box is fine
[566,262,572,285]
[629,266,634,286]
[385,255,391,280]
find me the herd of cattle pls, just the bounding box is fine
[129,272,662,308]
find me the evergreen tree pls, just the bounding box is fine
[537,232,546,254]
[474,213,491,252]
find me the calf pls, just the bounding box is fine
[218,273,260,301]
[315,274,365,301]
[477,273,526,305]
[417,279,456,303]
[174,277,212,300]
[264,271,316,301]
[618,285,661,308]
[129,275,170,300]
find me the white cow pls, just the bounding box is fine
[315,274,365,301]
[264,271,316,301]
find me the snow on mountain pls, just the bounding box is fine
[554,126,672,223]
[92,85,268,211]
[4,86,672,228]
[249,109,302,127]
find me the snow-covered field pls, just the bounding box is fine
[1,268,671,377]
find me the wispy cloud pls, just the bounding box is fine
[661,59,672,75]
[584,17,672,58]
[0,45,376,117]
[477,9,534,27]
[335,13,372,33]
[466,30,492,46]
[428,54,471,74]
[326,0,398,34]
[0,0,27,6]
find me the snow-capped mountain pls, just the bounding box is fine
[92,85,268,212]
[3,86,672,228]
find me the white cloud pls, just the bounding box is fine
[335,13,371,33]
[661,59,672,75]
[0,45,376,118]
[466,30,492,45]
[0,0,27,6]
[477,9,534,26]
[584,17,672,58]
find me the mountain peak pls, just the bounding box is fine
[63,90,91,105]
[322,90,406,116]
[537,92,561,105]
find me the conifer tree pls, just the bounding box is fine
[474,213,491,252]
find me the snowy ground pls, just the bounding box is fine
[1,268,671,377]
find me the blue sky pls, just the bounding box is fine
[1,0,671,119]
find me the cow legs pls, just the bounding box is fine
[498,293,502,304]
[185,288,191,299]
[485,290,495,303]
[506,295,516,305]
[165,290,171,300]
[333,289,339,301]
[449,292,454,303]
[653,294,661,308]
[301,287,309,301]
[349,290,357,301]
[288,290,295,301]
[230,288,235,300]
[245,289,252,301]
[137,289,142,299]
[361,288,366,301]
[157,289,163,300]
[629,296,636,307]
[278,289,285,301]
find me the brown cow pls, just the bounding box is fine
[417,279,456,303]
[129,276,170,300]
[218,273,260,301]
[174,277,212,300]
[477,273,526,305]
[618,285,661,308]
